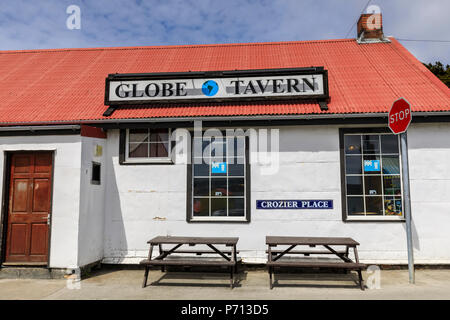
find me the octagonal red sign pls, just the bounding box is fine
[388,98,412,134]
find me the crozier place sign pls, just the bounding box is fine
[256,200,333,209]
[104,67,329,108]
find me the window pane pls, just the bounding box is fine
[363,155,381,174]
[211,198,227,216]
[129,129,149,142]
[150,142,169,157]
[159,142,169,157]
[211,178,227,196]
[344,135,361,154]
[365,196,383,215]
[194,178,209,196]
[381,135,399,154]
[382,155,400,174]
[199,157,212,165]
[211,138,226,159]
[365,175,382,195]
[228,198,245,216]
[346,176,363,195]
[229,163,244,176]
[202,139,211,156]
[192,138,208,159]
[193,138,211,159]
[227,137,237,158]
[346,155,362,174]
[383,175,401,195]
[237,137,245,153]
[193,198,209,216]
[227,156,245,165]
[347,197,364,215]
[194,164,209,176]
[150,129,169,142]
[384,196,402,216]
[227,137,245,158]
[362,135,380,154]
[229,178,244,196]
[129,142,148,158]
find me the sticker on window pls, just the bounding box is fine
[364,160,380,172]
[211,162,227,174]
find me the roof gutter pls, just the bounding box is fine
[0,124,81,131]
[79,111,450,124]
[82,112,390,124]
[1,111,450,127]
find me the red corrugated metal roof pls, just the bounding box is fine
[0,37,448,125]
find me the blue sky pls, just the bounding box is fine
[0,0,449,64]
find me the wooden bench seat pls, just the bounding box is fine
[267,250,347,256]
[267,260,365,269]
[140,258,238,267]
[159,250,239,255]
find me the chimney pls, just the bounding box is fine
[357,13,384,42]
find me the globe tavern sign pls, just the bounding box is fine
[103,67,329,116]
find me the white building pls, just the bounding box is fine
[0,15,449,274]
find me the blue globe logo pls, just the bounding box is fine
[202,80,219,96]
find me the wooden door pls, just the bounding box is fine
[4,152,53,264]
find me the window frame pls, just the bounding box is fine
[119,128,173,164]
[339,128,406,222]
[187,133,251,223]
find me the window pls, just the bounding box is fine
[91,162,101,185]
[340,129,404,221]
[121,128,172,163]
[188,134,250,222]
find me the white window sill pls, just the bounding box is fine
[122,157,174,164]
[189,216,248,223]
[345,216,405,222]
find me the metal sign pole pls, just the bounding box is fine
[400,131,415,284]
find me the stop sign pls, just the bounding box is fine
[388,98,412,134]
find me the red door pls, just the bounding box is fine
[4,152,53,264]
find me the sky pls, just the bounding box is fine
[0,0,449,64]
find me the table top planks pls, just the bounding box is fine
[148,236,239,245]
[266,236,359,246]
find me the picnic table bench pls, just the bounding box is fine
[266,236,366,290]
[140,236,240,289]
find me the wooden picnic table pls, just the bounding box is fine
[266,236,366,290]
[140,236,240,289]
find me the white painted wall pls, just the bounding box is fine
[103,130,187,263]
[77,136,106,267]
[407,123,450,263]
[100,123,450,265]
[0,135,82,268]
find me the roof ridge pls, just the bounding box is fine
[0,38,357,54]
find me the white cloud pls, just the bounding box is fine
[0,0,448,63]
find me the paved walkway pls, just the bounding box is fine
[0,268,450,300]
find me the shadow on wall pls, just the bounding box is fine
[402,218,420,251]
[103,152,128,264]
